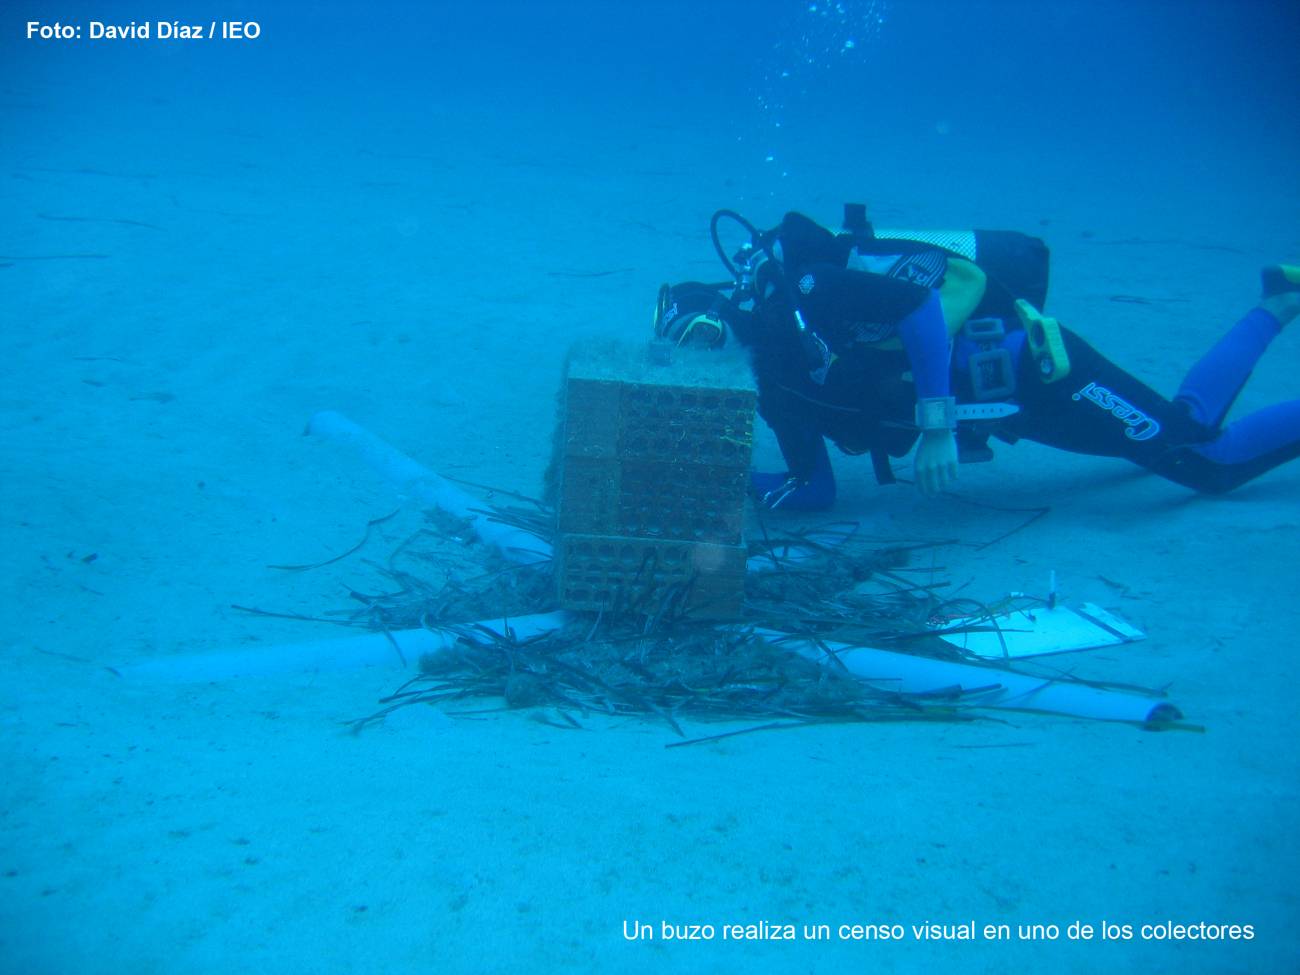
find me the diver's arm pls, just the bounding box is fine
[898,290,959,496]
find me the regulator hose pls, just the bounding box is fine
[710,208,762,281]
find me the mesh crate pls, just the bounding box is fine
[557,343,754,542]
[562,378,754,467]
[556,534,746,618]
[556,457,748,542]
[554,341,756,615]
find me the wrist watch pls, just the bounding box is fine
[915,396,957,432]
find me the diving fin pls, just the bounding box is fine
[1261,264,1300,297]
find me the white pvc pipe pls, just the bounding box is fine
[769,631,1178,724]
[118,613,1179,722]
[306,410,551,564]
[114,612,568,683]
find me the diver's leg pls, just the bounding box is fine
[1174,291,1300,427]
[1153,400,1300,493]
[1007,328,1207,466]
[752,435,836,511]
[1007,298,1300,493]
[1174,308,1284,427]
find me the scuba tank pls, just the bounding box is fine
[703,204,1050,329]
[838,201,1051,319]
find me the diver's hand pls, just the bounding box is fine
[913,429,959,496]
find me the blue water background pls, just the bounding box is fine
[3,1,1299,973]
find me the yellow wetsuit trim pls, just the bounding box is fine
[871,256,987,350]
[939,258,987,334]
[1015,299,1071,383]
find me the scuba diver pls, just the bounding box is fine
[653,206,1300,510]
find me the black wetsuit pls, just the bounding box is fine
[737,269,926,478]
[741,238,1300,497]
[1005,313,1300,493]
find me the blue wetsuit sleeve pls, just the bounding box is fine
[1175,306,1283,428]
[897,289,950,401]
